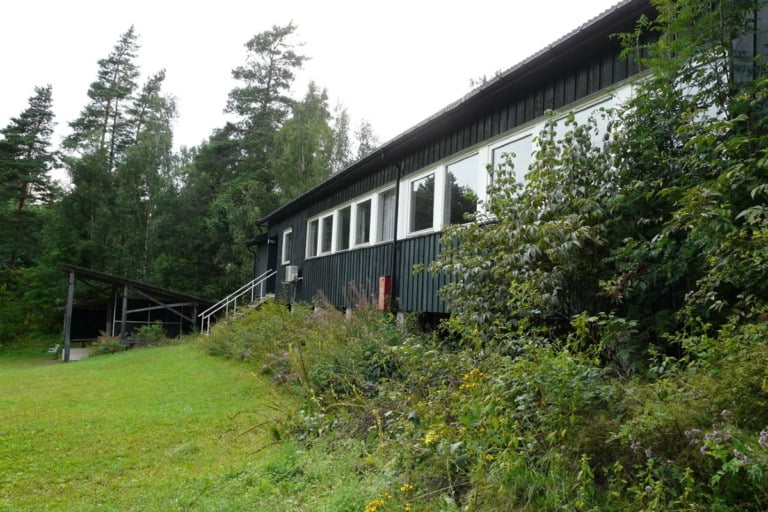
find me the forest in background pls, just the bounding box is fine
[0,23,378,344]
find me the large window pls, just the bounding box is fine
[410,174,435,232]
[281,228,292,264]
[445,153,480,224]
[492,134,533,187]
[320,215,333,253]
[337,206,351,251]
[306,219,319,257]
[378,188,396,242]
[355,199,371,245]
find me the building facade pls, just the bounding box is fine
[251,0,766,313]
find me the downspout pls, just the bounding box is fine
[390,161,403,312]
[246,244,259,280]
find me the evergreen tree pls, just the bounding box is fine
[226,21,307,170]
[64,26,140,170]
[354,119,379,159]
[271,82,334,202]
[0,85,56,268]
[330,102,352,173]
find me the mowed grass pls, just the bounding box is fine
[0,344,294,512]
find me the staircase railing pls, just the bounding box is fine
[198,269,277,335]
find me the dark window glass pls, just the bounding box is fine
[446,154,479,224]
[307,219,318,257]
[355,199,371,245]
[410,174,434,232]
[282,230,292,263]
[378,189,396,242]
[321,215,333,253]
[338,206,351,250]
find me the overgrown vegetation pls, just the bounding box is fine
[195,1,768,510]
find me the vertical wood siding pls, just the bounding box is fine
[268,42,640,312]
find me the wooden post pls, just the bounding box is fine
[119,284,128,340]
[106,286,115,338]
[62,271,75,363]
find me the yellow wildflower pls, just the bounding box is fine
[400,482,416,493]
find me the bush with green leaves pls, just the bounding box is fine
[89,334,127,356]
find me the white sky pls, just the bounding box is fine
[1,0,621,157]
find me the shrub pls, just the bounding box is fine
[89,335,126,356]
[134,322,168,346]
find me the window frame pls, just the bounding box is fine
[444,151,481,226]
[336,205,352,251]
[354,198,372,247]
[306,218,319,258]
[377,187,397,243]
[319,214,334,255]
[281,227,293,265]
[408,171,437,235]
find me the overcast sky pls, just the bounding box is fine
[1,0,621,156]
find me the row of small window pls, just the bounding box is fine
[302,188,397,259]
[290,133,536,263]
[290,91,623,263]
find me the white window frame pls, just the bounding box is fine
[486,130,536,191]
[281,228,293,265]
[319,214,334,255]
[336,205,352,251]
[443,151,481,227]
[306,218,319,258]
[376,187,396,243]
[353,198,373,247]
[404,168,441,236]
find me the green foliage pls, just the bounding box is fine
[0,84,56,269]
[134,321,168,345]
[89,334,126,356]
[432,110,617,346]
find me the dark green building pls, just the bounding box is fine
[251,0,767,314]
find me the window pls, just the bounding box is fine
[281,228,292,264]
[492,134,533,187]
[320,215,333,253]
[306,219,318,257]
[355,199,371,245]
[410,174,434,232]
[337,206,351,251]
[445,153,480,224]
[378,188,396,242]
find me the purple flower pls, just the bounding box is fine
[759,430,768,449]
[644,485,653,494]
[733,449,751,464]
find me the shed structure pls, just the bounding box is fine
[59,264,210,362]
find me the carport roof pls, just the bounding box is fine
[59,264,211,306]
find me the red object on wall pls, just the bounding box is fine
[378,276,392,310]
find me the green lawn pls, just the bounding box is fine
[0,344,294,511]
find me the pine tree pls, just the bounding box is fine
[0,85,56,268]
[63,26,140,170]
[354,119,379,160]
[226,21,307,172]
[271,82,334,202]
[330,103,352,173]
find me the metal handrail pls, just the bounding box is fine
[198,269,277,334]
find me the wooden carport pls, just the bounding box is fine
[60,264,211,362]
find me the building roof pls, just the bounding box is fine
[60,263,212,306]
[259,0,654,225]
